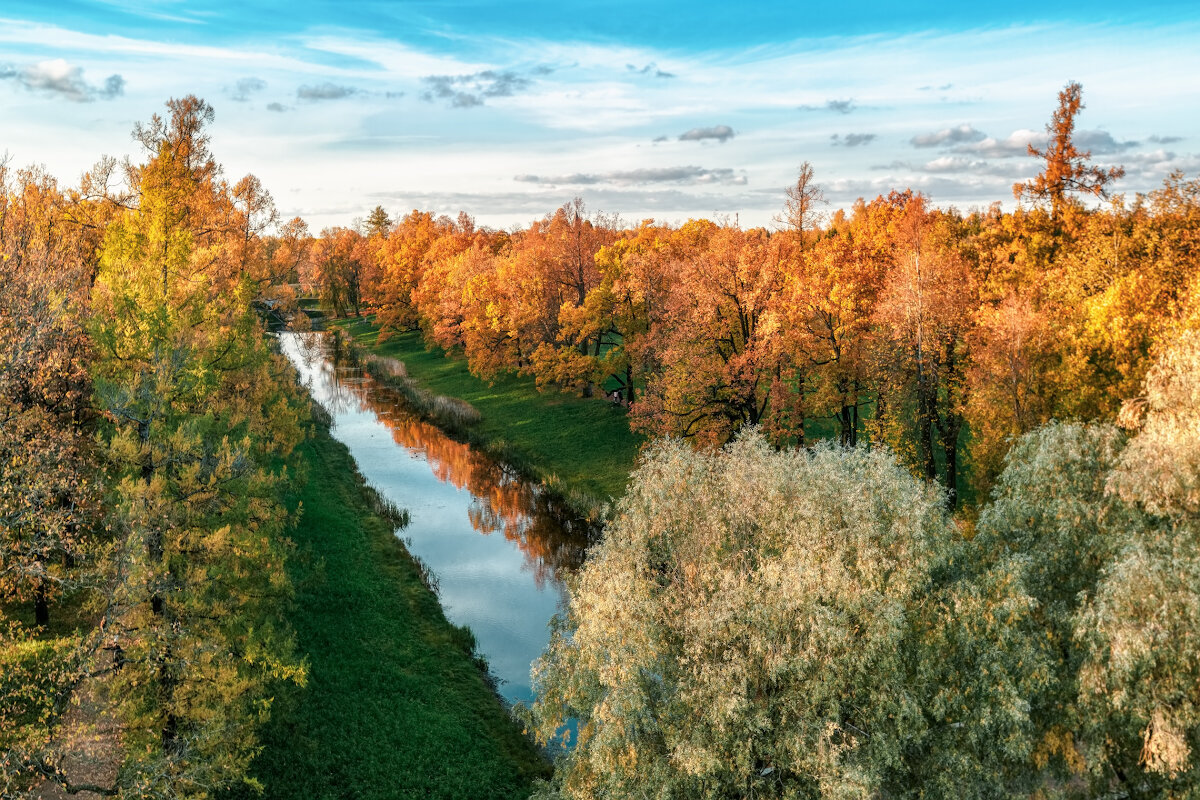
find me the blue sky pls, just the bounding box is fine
[2,1,1198,230]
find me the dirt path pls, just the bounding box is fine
[31,680,120,799]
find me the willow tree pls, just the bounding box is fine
[974,331,1200,797]
[526,432,1041,799]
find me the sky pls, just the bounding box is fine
[1,0,1198,231]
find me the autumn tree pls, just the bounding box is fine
[0,162,98,628]
[540,220,675,401]
[370,210,447,337]
[1014,81,1125,222]
[0,157,106,800]
[313,226,369,317]
[874,196,976,506]
[780,195,895,447]
[632,223,789,443]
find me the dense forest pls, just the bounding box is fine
[2,81,1199,799]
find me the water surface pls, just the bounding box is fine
[279,332,589,704]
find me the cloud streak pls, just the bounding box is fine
[0,59,123,102]
[799,98,856,114]
[1074,130,1139,153]
[515,165,747,186]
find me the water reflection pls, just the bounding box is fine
[280,331,590,703]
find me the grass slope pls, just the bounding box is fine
[233,422,550,800]
[331,317,643,512]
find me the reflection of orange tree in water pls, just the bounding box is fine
[326,348,588,588]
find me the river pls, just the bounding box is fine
[278,331,590,705]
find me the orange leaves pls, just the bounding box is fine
[1015,82,1126,220]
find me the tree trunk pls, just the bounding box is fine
[942,419,961,510]
[34,583,50,627]
[917,379,937,481]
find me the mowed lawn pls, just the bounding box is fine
[229,424,550,800]
[331,316,644,510]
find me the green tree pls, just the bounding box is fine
[364,204,392,237]
[88,96,306,797]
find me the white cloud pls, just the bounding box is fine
[952,128,1048,158]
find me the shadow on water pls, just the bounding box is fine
[279,331,592,704]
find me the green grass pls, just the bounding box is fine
[330,316,644,516]
[231,421,550,800]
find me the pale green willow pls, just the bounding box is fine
[525,432,1043,799]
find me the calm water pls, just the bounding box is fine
[279,331,589,704]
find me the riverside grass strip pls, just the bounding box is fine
[226,419,550,800]
[330,316,644,520]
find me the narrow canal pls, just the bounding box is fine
[279,331,590,705]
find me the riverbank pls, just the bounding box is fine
[329,316,643,520]
[230,414,550,800]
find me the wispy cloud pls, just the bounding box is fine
[911,123,985,148]
[678,125,734,143]
[421,70,532,108]
[831,133,876,147]
[266,101,289,112]
[297,82,360,101]
[1074,129,1139,153]
[228,76,266,102]
[515,165,747,186]
[799,98,856,114]
[1149,134,1183,144]
[0,58,123,102]
[626,62,675,79]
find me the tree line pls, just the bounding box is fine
[2,96,309,797]
[304,83,1197,509]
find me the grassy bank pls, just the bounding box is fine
[330,316,643,517]
[232,417,550,800]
